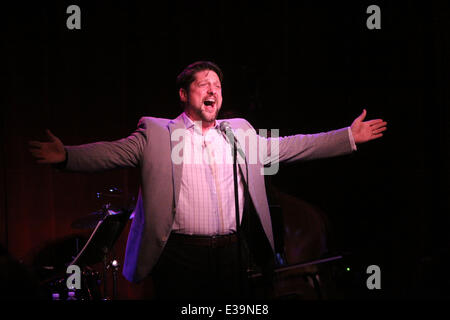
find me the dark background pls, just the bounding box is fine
[2,0,449,300]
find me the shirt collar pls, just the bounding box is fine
[182,112,220,132]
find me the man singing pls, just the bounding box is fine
[29,61,387,300]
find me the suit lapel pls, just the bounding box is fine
[167,114,186,210]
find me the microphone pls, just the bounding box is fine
[220,121,245,159]
[219,121,232,135]
[220,121,237,146]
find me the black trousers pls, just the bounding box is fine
[151,233,250,301]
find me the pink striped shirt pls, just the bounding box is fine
[171,113,245,236]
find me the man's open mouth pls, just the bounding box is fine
[203,98,215,106]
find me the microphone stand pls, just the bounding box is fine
[225,128,244,298]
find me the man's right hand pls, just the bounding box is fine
[29,129,66,164]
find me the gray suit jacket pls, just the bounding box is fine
[65,113,354,283]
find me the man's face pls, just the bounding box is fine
[180,70,223,124]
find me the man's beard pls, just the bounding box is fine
[196,105,220,123]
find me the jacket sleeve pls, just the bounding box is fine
[240,120,354,166]
[65,118,147,172]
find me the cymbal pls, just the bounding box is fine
[71,209,124,230]
[96,187,123,199]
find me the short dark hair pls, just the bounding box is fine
[176,61,223,93]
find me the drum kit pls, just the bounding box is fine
[32,186,344,300]
[34,187,134,300]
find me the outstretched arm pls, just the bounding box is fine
[247,109,387,166]
[29,120,147,172]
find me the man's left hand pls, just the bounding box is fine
[351,109,387,144]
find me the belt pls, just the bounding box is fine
[169,232,238,248]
